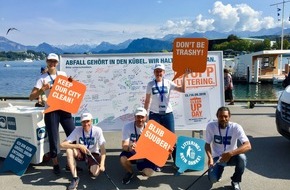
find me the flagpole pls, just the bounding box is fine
[270,0,290,74]
[270,0,290,50]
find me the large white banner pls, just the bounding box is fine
[60,52,223,131]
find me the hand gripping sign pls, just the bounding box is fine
[175,136,205,174]
[44,75,86,114]
[128,120,177,167]
[172,38,208,81]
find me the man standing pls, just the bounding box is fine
[205,107,251,190]
[120,107,156,184]
[224,68,234,105]
[61,113,106,190]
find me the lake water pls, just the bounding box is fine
[232,83,283,100]
[0,60,45,97]
[0,60,284,99]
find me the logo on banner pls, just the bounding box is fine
[0,116,16,130]
[0,116,7,129]
[36,127,47,140]
[190,97,202,117]
[184,90,211,125]
[7,117,16,130]
[175,136,205,173]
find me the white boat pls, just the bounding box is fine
[4,64,10,67]
[23,58,33,63]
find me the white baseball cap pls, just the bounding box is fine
[81,113,92,122]
[135,107,147,117]
[154,63,165,70]
[46,53,59,62]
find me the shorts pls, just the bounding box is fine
[75,149,101,167]
[120,151,156,171]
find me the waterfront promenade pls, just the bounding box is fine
[0,103,289,190]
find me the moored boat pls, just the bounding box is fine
[23,58,33,62]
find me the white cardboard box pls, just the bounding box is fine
[0,106,49,164]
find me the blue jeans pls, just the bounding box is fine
[149,111,175,133]
[149,111,176,161]
[208,154,247,183]
[44,110,75,158]
[120,151,157,171]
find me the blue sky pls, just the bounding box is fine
[0,0,289,46]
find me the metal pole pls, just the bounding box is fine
[270,1,290,74]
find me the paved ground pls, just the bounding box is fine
[0,103,290,190]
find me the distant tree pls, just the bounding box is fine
[212,39,251,52]
[284,39,290,49]
[263,39,271,50]
[273,39,290,50]
[227,34,239,42]
[212,42,230,51]
[252,42,265,52]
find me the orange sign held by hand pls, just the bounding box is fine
[44,75,86,114]
[128,120,177,167]
[172,38,208,81]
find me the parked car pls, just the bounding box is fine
[276,86,290,140]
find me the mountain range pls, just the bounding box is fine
[0,27,289,54]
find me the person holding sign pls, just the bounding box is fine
[35,66,48,107]
[29,53,75,174]
[205,107,251,190]
[120,107,156,185]
[60,113,106,190]
[144,63,189,163]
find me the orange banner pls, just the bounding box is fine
[172,38,208,81]
[128,120,177,167]
[44,75,86,114]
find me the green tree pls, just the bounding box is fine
[227,34,239,42]
[263,39,271,50]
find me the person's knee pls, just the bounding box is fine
[208,173,218,183]
[237,154,247,166]
[66,148,74,157]
[120,156,129,164]
[90,165,100,177]
[142,168,154,177]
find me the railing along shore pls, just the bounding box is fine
[0,97,29,101]
[0,96,278,104]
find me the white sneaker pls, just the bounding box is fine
[231,181,241,190]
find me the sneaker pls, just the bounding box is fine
[228,102,234,105]
[65,164,83,172]
[53,164,60,175]
[67,177,80,190]
[122,172,134,185]
[231,181,241,190]
[155,167,162,172]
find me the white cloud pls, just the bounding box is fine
[190,14,215,32]
[3,1,288,46]
[210,1,240,32]
[158,1,283,36]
